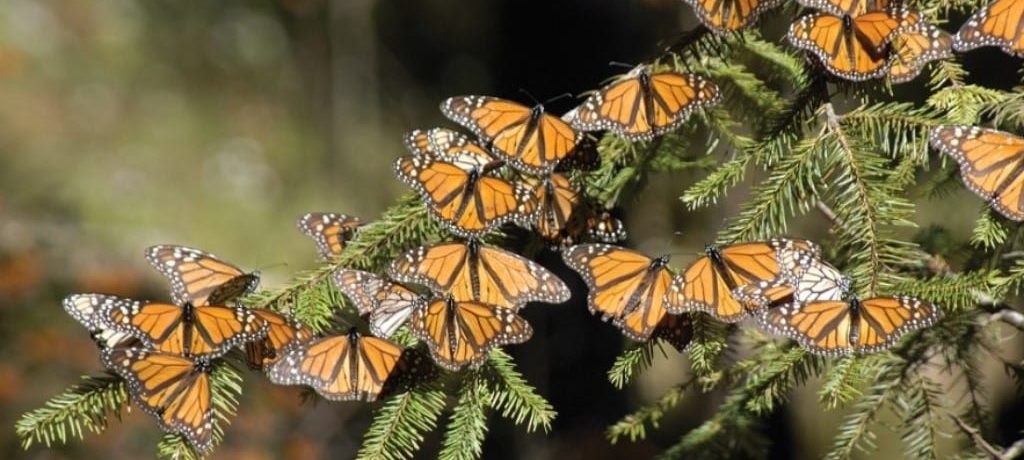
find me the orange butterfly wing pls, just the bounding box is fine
[388,241,570,308]
[403,128,496,170]
[297,213,362,260]
[889,21,953,83]
[102,347,214,451]
[244,309,314,370]
[562,244,682,340]
[441,96,580,174]
[855,296,940,352]
[268,332,403,401]
[682,0,785,32]
[533,174,580,240]
[955,0,1024,56]
[410,297,532,371]
[146,245,259,307]
[930,126,1024,221]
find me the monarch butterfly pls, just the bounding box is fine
[244,309,315,370]
[929,126,1024,221]
[735,253,850,307]
[954,0,1024,57]
[388,240,571,308]
[146,245,259,307]
[788,0,917,81]
[652,313,695,352]
[409,295,533,371]
[102,347,215,451]
[562,244,684,341]
[566,65,721,142]
[668,239,820,322]
[395,154,538,237]
[82,293,267,358]
[681,0,786,33]
[297,213,363,260]
[585,210,628,243]
[889,20,953,84]
[531,173,580,241]
[62,294,139,349]
[554,135,601,172]
[267,328,404,401]
[403,128,497,171]
[441,96,582,175]
[333,269,424,338]
[758,295,940,356]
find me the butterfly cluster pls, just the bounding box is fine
[564,239,940,356]
[681,0,1020,84]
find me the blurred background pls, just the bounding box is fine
[2,0,1023,459]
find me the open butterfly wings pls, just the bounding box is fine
[562,244,684,341]
[758,295,940,356]
[102,347,214,451]
[395,154,538,238]
[297,213,363,260]
[568,66,721,142]
[332,268,423,338]
[954,0,1024,57]
[889,20,953,83]
[84,293,268,359]
[440,96,582,174]
[682,0,785,33]
[671,239,819,322]
[267,332,403,401]
[930,126,1024,221]
[388,241,571,308]
[145,245,259,307]
[409,297,533,371]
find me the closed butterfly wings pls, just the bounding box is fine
[268,329,403,401]
[297,213,363,260]
[682,0,785,33]
[244,309,315,370]
[568,66,721,142]
[103,347,215,451]
[403,128,497,171]
[954,0,1024,57]
[333,268,423,338]
[395,154,537,237]
[531,173,580,241]
[562,244,685,341]
[146,245,259,307]
[441,96,582,174]
[930,126,1024,221]
[388,240,570,308]
[409,295,532,371]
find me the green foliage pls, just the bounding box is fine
[15,373,127,449]
[358,382,448,460]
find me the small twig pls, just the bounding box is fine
[952,414,1024,460]
[816,200,841,227]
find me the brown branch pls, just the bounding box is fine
[952,415,1024,460]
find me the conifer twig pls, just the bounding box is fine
[952,414,1024,460]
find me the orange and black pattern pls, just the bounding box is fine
[930,126,1024,221]
[297,213,363,260]
[146,245,259,307]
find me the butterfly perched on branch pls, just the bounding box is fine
[333,268,424,338]
[930,126,1024,221]
[409,294,533,371]
[681,0,785,34]
[297,213,363,260]
[146,245,260,307]
[566,64,721,142]
[441,96,582,175]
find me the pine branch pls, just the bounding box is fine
[439,376,490,460]
[357,381,447,460]
[607,381,691,444]
[897,375,944,460]
[608,342,656,390]
[953,415,1024,460]
[818,356,868,409]
[16,373,127,449]
[481,349,556,433]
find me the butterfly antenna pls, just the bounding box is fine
[602,60,634,69]
[518,88,541,106]
[543,92,574,105]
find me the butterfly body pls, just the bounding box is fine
[410,295,533,370]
